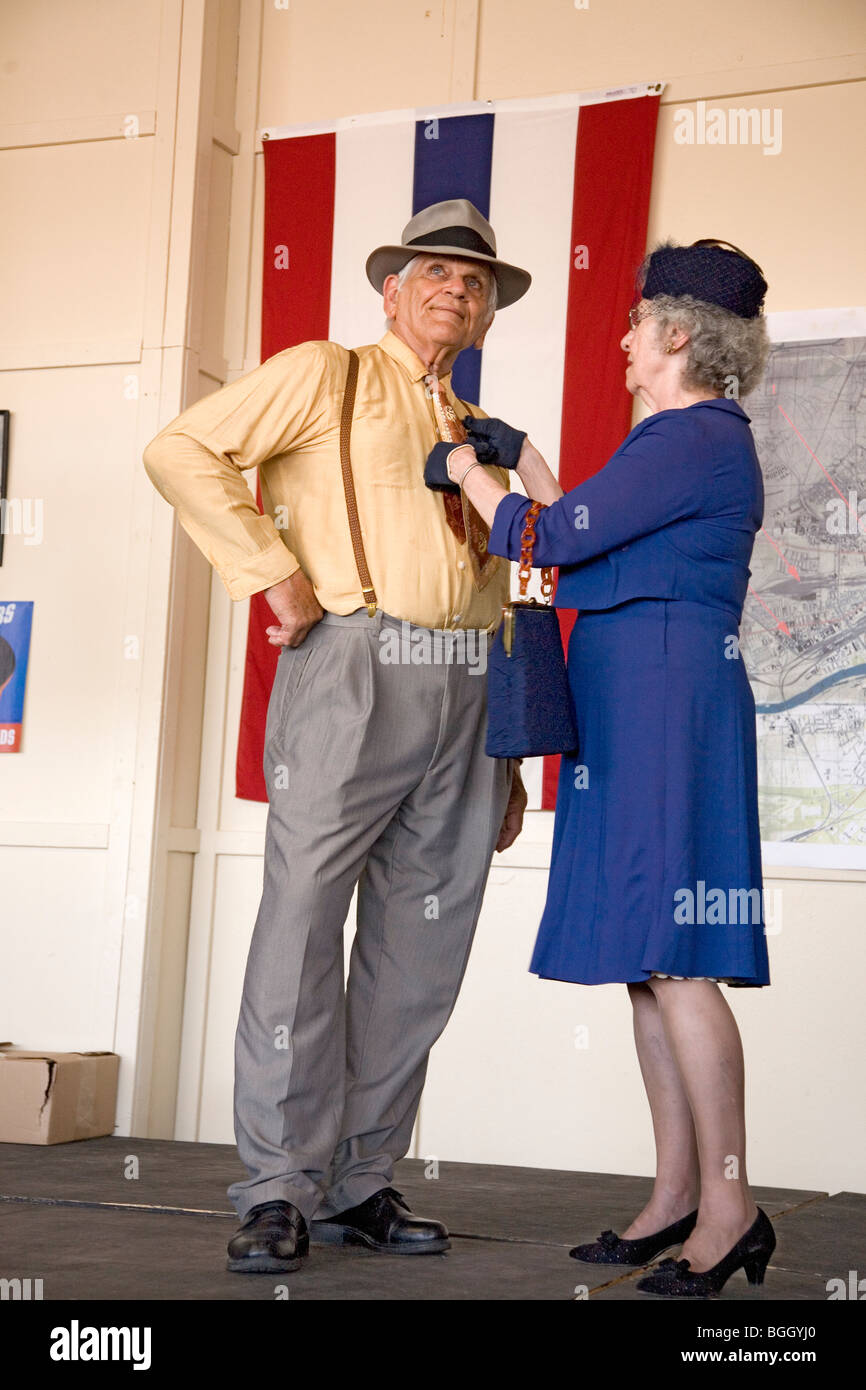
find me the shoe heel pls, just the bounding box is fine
[743,1250,771,1285]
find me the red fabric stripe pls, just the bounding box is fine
[542,95,660,809]
[235,133,335,801]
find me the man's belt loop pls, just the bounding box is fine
[340,349,378,617]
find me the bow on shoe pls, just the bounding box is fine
[599,1230,621,1248]
[656,1256,692,1274]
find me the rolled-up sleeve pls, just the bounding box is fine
[487,416,708,568]
[142,341,331,600]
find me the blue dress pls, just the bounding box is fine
[487,398,770,987]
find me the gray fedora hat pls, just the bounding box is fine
[366,198,531,309]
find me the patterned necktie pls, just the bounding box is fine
[424,372,499,591]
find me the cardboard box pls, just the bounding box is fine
[0,1044,119,1144]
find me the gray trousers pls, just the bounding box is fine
[227,608,512,1223]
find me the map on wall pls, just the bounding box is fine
[743,331,866,869]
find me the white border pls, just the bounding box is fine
[258,83,665,144]
[762,842,866,874]
[766,306,866,342]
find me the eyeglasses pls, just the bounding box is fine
[628,304,655,330]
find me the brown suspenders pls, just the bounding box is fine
[339,349,377,617]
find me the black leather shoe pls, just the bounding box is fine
[226,1200,309,1273]
[570,1209,698,1265]
[636,1208,776,1297]
[310,1186,450,1255]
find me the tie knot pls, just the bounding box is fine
[423,371,444,399]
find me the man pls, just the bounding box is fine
[143,198,531,1273]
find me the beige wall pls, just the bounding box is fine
[1,0,864,1190]
[0,0,239,1134]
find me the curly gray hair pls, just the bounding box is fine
[646,293,770,398]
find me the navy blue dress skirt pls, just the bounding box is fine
[528,597,769,986]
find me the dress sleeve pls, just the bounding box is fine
[487,413,709,568]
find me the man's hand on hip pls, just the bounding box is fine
[495,761,528,852]
[263,568,324,647]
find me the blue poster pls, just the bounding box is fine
[0,601,33,753]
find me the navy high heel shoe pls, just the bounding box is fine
[636,1207,776,1296]
[569,1208,698,1265]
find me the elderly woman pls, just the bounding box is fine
[427,239,775,1298]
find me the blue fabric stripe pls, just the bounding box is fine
[412,114,495,405]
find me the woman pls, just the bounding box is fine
[426,238,775,1297]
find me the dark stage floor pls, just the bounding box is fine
[0,1138,859,1300]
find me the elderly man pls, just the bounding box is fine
[143,198,531,1273]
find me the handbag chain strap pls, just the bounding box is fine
[340,349,377,616]
[517,500,553,601]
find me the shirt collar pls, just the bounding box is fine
[378,329,452,384]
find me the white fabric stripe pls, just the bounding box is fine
[482,108,580,811]
[259,83,664,141]
[480,106,578,484]
[328,122,416,351]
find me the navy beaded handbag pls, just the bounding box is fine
[485,500,579,759]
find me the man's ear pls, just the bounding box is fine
[382,273,400,321]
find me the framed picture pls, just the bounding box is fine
[0,600,33,752]
[0,410,9,567]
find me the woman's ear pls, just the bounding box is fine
[665,322,690,352]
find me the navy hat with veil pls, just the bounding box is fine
[638,239,767,319]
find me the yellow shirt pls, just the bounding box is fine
[143,330,511,630]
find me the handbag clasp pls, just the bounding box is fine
[503,603,515,657]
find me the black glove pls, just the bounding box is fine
[424,441,470,494]
[461,415,526,468]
